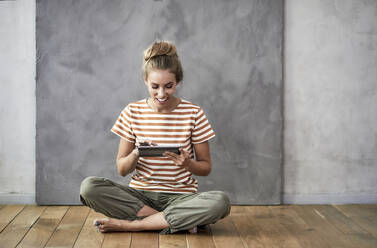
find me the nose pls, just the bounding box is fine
[157,88,166,98]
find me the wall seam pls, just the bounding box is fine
[280,0,286,205]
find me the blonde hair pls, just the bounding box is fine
[143,41,183,83]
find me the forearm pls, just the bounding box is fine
[184,159,211,176]
[117,149,139,176]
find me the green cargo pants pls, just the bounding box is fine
[79,176,231,234]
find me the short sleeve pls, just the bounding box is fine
[191,107,215,144]
[111,105,136,143]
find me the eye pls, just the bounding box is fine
[151,84,159,89]
[165,83,174,89]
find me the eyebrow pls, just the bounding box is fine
[151,82,174,86]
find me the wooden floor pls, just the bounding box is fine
[0,205,376,248]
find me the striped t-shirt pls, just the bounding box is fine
[111,99,215,193]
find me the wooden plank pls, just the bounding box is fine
[230,207,266,248]
[186,225,216,248]
[269,205,332,248]
[335,204,377,222]
[247,206,302,247]
[44,206,90,248]
[313,205,377,248]
[159,233,187,248]
[210,217,244,248]
[230,205,247,215]
[231,206,302,247]
[16,206,68,248]
[73,209,105,248]
[348,204,377,216]
[0,205,46,248]
[293,205,357,248]
[315,205,370,234]
[130,232,159,248]
[102,232,132,248]
[334,204,377,218]
[334,204,377,239]
[0,205,25,233]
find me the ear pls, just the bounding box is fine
[144,79,148,86]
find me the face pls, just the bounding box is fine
[144,69,179,111]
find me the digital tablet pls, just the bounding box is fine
[138,146,181,157]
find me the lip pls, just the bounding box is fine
[155,98,168,104]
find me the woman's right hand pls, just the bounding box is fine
[133,139,157,158]
[136,139,158,147]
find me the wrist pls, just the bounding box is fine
[183,158,193,169]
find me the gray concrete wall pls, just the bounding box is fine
[0,0,36,204]
[284,0,377,204]
[36,0,283,205]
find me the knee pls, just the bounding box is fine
[205,191,231,217]
[80,176,102,200]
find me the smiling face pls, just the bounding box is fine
[144,69,179,112]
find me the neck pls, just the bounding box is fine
[148,97,180,113]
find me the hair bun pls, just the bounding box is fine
[144,41,177,62]
[142,40,183,82]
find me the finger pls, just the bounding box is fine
[179,148,189,157]
[135,139,142,147]
[179,147,188,154]
[145,140,158,146]
[139,140,156,146]
[163,152,180,162]
[169,155,186,166]
[164,151,180,159]
[163,152,174,159]
[94,218,107,225]
[137,139,149,146]
[170,157,182,166]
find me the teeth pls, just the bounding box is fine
[157,98,167,102]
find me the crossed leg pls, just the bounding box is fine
[94,205,169,232]
[80,177,230,234]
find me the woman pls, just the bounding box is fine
[80,41,230,234]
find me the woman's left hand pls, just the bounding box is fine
[163,148,191,168]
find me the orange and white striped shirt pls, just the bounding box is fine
[111,99,215,193]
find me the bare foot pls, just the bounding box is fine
[94,218,131,233]
[93,212,169,232]
[188,226,198,234]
